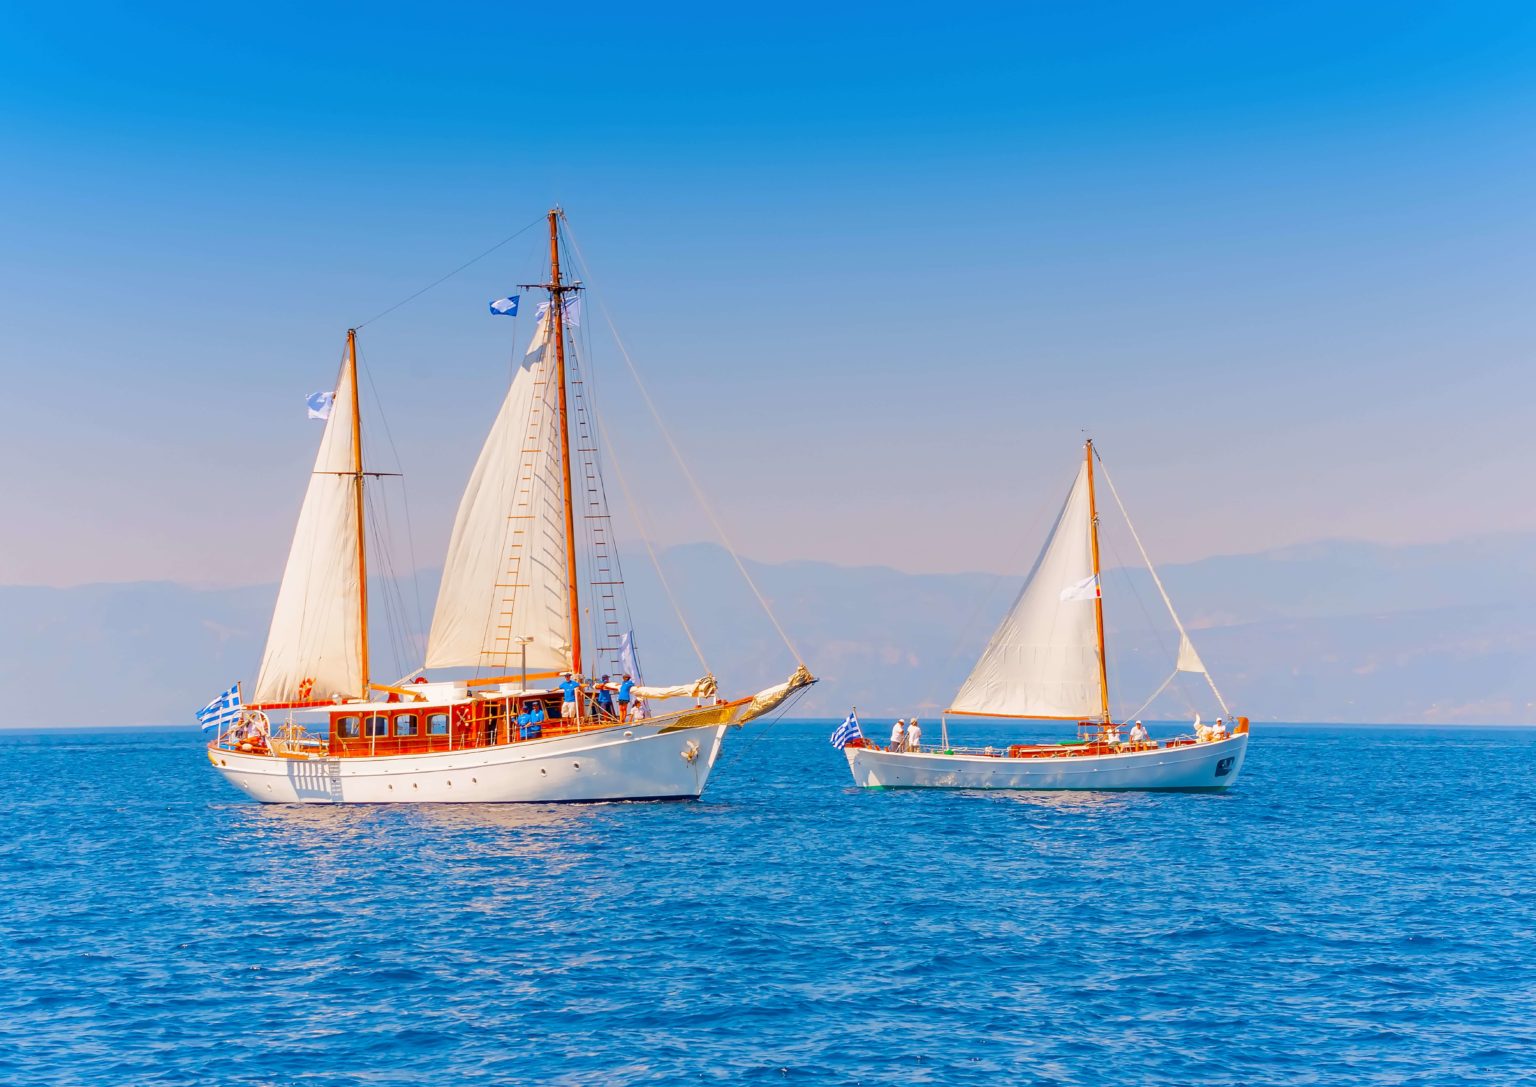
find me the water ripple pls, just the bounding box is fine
[2,723,1534,1084]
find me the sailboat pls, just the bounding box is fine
[842,440,1249,792]
[207,210,813,804]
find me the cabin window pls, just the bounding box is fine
[394,714,419,737]
[364,715,389,738]
[337,716,361,738]
[427,713,449,736]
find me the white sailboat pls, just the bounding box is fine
[843,439,1249,792]
[207,210,814,803]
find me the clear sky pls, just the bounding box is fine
[2,1,1534,588]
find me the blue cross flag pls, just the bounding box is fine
[830,709,863,749]
[489,295,520,316]
[197,683,243,733]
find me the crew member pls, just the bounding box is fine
[1128,720,1150,745]
[906,718,923,751]
[618,674,635,722]
[594,675,616,720]
[889,719,906,752]
[559,672,581,721]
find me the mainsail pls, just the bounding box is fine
[949,463,1103,719]
[253,350,364,703]
[425,314,574,673]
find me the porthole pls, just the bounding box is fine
[540,768,548,776]
[573,762,581,769]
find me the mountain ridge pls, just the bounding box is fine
[2,533,1531,728]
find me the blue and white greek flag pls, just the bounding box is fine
[830,710,863,749]
[489,294,520,316]
[197,684,243,733]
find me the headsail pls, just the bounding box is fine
[253,350,364,703]
[949,463,1103,719]
[425,315,574,673]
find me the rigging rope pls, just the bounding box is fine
[353,216,545,329]
[1093,449,1232,717]
[357,344,428,658]
[593,405,712,676]
[558,214,805,667]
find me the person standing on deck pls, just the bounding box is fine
[516,703,532,739]
[559,672,581,722]
[889,719,906,752]
[594,676,616,720]
[906,718,923,751]
[530,701,547,731]
[617,674,634,722]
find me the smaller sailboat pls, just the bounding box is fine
[842,440,1249,792]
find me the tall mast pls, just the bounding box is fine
[548,210,584,676]
[347,327,370,698]
[1084,438,1110,722]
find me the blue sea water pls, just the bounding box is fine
[2,721,1534,1086]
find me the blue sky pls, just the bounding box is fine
[2,2,1534,587]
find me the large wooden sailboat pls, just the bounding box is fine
[843,440,1249,792]
[207,210,813,803]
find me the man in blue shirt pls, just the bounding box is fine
[558,672,581,721]
[516,703,533,740]
[617,674,635,722]
[594,675,615,720]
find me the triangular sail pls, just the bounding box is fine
[949,463,1103,719]
[253,353,364,703]
[425,316,574,673]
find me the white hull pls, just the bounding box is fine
[845,733,1249,791]
[209,718,730,804]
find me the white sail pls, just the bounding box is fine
[949,463,1102,719]
[425,317,573,673]
[253,353,363,703]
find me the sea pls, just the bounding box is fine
[2,721,1533,1086]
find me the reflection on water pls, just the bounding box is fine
[2,722,1535,1087]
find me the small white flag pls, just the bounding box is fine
[306,391,335,420]
[1060,575,1100,602]
[534,297,581,326]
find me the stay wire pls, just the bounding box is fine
[558,213,805,667]
[356,343,428,663]
[1094,448,1232,717]
[353,216,545,330]
[592,386,712,676]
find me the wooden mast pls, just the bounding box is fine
[347,327,371,698]
[548,210,583,677]
[1084,438,1110,723]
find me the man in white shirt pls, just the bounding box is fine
[1212,718,1227,739]
[889,719,906,752]
[906,718,922,751]
[1128,720,1150,744]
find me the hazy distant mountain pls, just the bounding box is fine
[3,534,1532,728]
